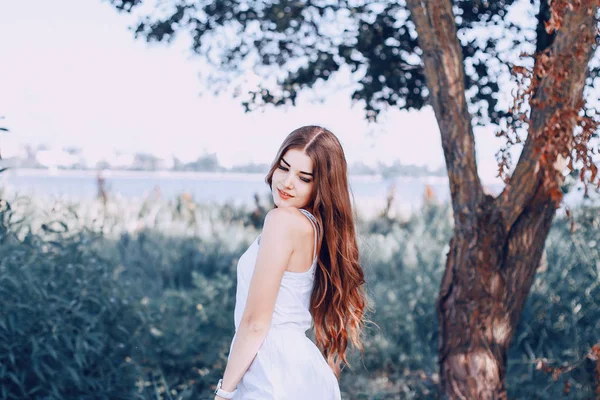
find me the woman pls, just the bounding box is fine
[214,126,367,400]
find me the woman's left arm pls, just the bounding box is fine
[214,208,298,398]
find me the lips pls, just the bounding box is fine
[277,189,294,199]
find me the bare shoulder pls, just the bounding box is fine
[263,207,313,239]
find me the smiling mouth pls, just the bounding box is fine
[278,189,294,199]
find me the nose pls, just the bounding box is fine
[283,173,294,188]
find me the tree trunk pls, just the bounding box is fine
[437,187,558,399]
[404,0,598,398]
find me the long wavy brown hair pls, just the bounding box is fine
[265,125,367,376]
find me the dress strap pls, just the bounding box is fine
[298,208,319,262]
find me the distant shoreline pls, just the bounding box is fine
[2,167,458,184]
[1,167,510,187]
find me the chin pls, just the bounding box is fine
[276,201,293,208]
[275,197,296,209]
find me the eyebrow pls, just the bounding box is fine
[281,157,313,176]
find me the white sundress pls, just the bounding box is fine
[228,208,341,400]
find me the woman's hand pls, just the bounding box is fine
[214,396,227,400]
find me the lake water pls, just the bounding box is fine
[1,168,593,215]
[0,169,463,212]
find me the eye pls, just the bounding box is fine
[278,165,289,171]
[300,178,311,183]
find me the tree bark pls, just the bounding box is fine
[405,0,598,398]
[436,185,557,399]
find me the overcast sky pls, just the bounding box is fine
[0,0,542,184]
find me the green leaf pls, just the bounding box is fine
[66,366,80,388]
[7,371,21,386]
[45,343,58,360]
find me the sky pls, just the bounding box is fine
[0,0,533,184]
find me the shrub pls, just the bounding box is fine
[0,216,145,399]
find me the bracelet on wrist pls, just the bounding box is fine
[214,379,237,399]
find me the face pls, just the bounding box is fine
[271,148,315,209]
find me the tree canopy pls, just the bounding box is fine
[108,0,598,126]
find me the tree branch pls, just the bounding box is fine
[406,0,483,228]
[503,187,557,324]
[496,3,597,233]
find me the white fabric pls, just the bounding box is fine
[229,208,341,400]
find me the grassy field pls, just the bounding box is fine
[0,188,598,399]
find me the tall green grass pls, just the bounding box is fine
[0,189,598,399]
